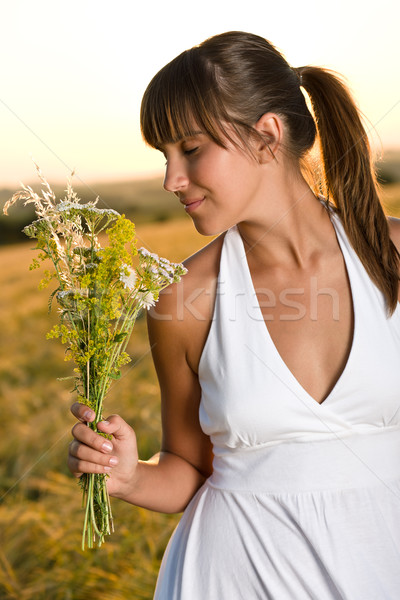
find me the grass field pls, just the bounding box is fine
[0,217,210,600]
[0,184,399,599]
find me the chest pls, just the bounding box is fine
[197,223,400,449]
[198,262,400,448]
[250,259,354,404]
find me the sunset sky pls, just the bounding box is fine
[1,0,399,188]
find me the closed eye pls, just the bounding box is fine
[184,147,199,156]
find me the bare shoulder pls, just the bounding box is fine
[150,232,226,322]
[148,231,226,372]
[387,216,400,252]
[183,231,226,284]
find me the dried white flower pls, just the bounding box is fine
[159,266,173,279]
[56,201,84,212]
[56,202,119,217]
[138,247,160,262]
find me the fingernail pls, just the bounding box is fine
[99,420,110,426]
[84,410,94,421]
[109,457,118,466]
[104,466,112,472]
[102,441,113,452]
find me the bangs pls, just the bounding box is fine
[140,48,229,150]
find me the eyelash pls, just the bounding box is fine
[163,146,199,165]
[183,147,198,156]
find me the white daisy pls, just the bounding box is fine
[120,266,137,290]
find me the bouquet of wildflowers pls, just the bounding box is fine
[3,162,187,549]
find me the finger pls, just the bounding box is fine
[71,422,115,454]
[70,402,95,423]
[96,414,135,441]
[67,453,114,477]
[69,439,118,465]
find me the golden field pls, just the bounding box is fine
[0,217,210,600]
[0,183,399,599]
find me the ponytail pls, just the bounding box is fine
[297,66,400,315]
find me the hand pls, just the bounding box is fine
[67,402,139,499]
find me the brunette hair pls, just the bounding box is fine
[140,31,399,315]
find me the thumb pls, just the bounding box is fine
[97,414,136,442]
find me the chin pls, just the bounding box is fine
[192,220,228,237]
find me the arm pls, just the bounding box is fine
[118,298,213,511]
[388,216,400,302]
[68,280,214,514]
[388,215,400,251]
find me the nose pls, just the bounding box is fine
[163,158,189,193]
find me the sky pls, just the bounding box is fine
[1,0,399,189]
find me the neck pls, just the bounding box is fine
[237,177,333,270]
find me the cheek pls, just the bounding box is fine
[224,158,256,194]
[191,148,256,197]
[191,155,222,187]
[206,152,239,184]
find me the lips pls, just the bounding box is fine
[181,197,205,213]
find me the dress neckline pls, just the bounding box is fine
[235,210,357,407]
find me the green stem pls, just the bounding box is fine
[81,475,91,551]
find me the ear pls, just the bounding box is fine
[253,113,283,163]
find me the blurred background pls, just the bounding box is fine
[0,0,399,598]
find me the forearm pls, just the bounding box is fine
[111,451,207,513]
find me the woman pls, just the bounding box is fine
[68,31,400,598]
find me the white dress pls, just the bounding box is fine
[154,206,400,599]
